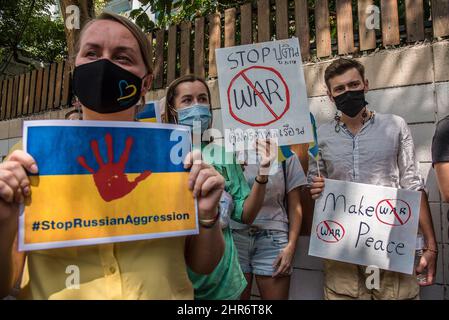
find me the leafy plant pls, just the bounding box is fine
[0,0,67,73]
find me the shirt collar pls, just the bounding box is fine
[335,110,376,136]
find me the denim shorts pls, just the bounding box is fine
[231,228,290,276]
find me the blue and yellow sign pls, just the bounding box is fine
[136,101,160,123]
[19,120,197,251]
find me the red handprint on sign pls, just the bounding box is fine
[77,133,152,202]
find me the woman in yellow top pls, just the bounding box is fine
[0,12,225,300]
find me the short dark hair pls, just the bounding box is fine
[324,58,365,90]
[165,74,212,124]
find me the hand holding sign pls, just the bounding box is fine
[255,138,278,176]
[0,150,37,218]
[310,176,325,200]
[184,150,225,219]
[0,149,37,263]
[77,133,152,202]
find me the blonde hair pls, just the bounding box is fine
[74,12,153,75]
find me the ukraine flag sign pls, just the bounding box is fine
[19,120,198,251]
[136,101,161,123]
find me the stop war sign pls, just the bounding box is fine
[216,38,313,151]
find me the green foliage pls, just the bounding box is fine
[0,0,67,72]
[20,14,67,63]
[0,0,434,73]
[95,0,108,15]
[132,0,248,31]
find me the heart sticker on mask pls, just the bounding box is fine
[117,80,137,103]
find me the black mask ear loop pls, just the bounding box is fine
[360,85,369,125]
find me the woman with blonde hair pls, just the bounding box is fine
[0,12,225,300]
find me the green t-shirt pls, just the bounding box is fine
[187,143,251,300]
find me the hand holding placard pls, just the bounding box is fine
[309,178,421,275]
[310,176,325,200]
[0,150,37,207]
[255,138,278,176]
[183,150,225,220]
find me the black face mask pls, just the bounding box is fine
[73,59,143,114]
[333,90,368,118]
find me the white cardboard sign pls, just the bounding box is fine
[215,38,312,151]
[309,179,421,275]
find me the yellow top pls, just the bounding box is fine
[7,141,193,300]
[18,238,193,300]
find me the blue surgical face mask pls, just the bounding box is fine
[177,104,212,134]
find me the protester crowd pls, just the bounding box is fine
[0,12,445,300]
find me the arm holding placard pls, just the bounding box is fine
[183,150,225,274]
[0,150,37,297]
[239,139,278,225]
[398,120,437,286]
[415,191,437,286]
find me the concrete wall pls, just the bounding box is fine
[1,41,448,300]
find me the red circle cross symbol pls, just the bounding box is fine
[227,66,290,127]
